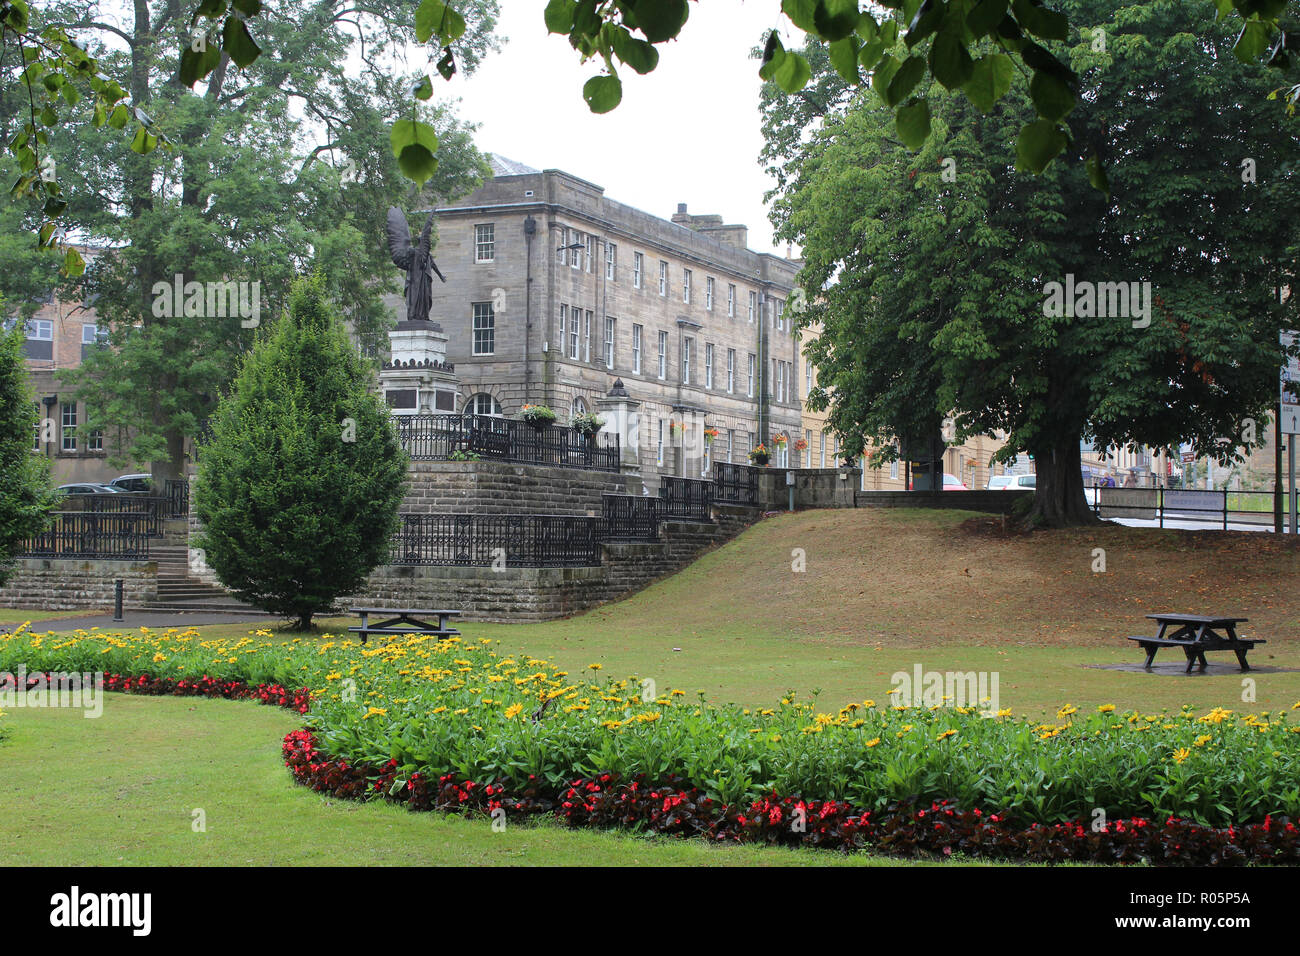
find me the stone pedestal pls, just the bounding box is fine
[596,378,642,476]
[380,318,460,415]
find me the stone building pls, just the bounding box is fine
[405,157,803,486]
[5,246,130,485]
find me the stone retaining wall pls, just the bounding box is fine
[352,504,758,622]
[0,559,158,612]
[403,460,629,516]
[854,490,1032,513]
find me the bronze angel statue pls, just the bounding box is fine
[386,206,446,322]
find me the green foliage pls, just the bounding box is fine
[0,318,57,585]
[193,275,408,628]
[3,1,495,479]
[769,1,1300,524]
[545,0,1299,179]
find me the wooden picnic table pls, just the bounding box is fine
[1126,613,1263,672]
[348,606,461,645]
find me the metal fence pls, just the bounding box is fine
[64,495,167,537]
[396,415,620,472]
[601,494,660,541]
[1093,487,1276,529]
[164,479,189,518]
[713,461,759,505]
[390,513,602,567]
[659,475,713,521]
[17,512,152,559]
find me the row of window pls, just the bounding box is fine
[14,320,106,344]
[472,222,792,331]
[554,304,774,398]
[31,402,103,453]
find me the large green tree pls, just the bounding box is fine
[772,0,1300,525]
[4,0,1295,248]
[194,274,407,629]
[0,317,58,585]
[0,0,497,484]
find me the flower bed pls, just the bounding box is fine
[2,624,1299,864]
[282,729,1299,864]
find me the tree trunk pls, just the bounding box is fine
[295,611,313,631]
[1025,438,1099,527]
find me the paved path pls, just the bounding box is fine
[0,609,276,633]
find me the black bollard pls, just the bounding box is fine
[112,579,124,622]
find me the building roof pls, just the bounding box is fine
[486,154,540,177]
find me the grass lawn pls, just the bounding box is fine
[0,695,930,867]
[4,508,1297,866]
[34,508,1289,718]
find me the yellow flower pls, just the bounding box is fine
[1171,747,1191,764]
[865,738,880,748]
[588,663,602,671]
[1057,704,1078,719]
[1097,704,1115,713]
[361,706,387,720]
[504,703,524,719]
[936,729,957,740]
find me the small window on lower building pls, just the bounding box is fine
[61,402,77,452]
[468,393,502,416]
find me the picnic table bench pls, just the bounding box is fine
[348,607,461,645]
[1127,613,1264,673]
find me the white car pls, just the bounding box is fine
[988,474,1035,490]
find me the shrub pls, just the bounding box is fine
[194,274,408,628]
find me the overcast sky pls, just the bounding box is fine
[444,1,796,256]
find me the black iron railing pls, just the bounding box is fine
[65,495,166,537]
[18,512,152,559]
[391,513,601,567]
[164,479,190,518]
[601,494,660,541]
[659,476,713,522]
[396,414,620,472]
[713,461,759,505]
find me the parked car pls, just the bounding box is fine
[907,473,968,491]
[109,474,154,494]
[56,482,123,496]
[990,474,1036,491]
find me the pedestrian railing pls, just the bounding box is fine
[659,476,713,522]
[713,461,759,505]
[601,494,660,541]
[17,512,152,559]
[391,513,602,567]
[396,414,620,472]
[1092,487,1277,529]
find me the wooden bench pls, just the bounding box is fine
[1127,613,1263,672]
[347,607,461,645]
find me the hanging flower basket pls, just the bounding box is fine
[702,427,719,445]
[521,404,557,429]
[749,443,770,466]
[571,412,605,436]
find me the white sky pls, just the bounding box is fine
[443,0,796,256]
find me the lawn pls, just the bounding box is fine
[3,507,1297,866]
[0,694,924,867]
[10,508,1299,718]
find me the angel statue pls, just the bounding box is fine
[386,206,446,322]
